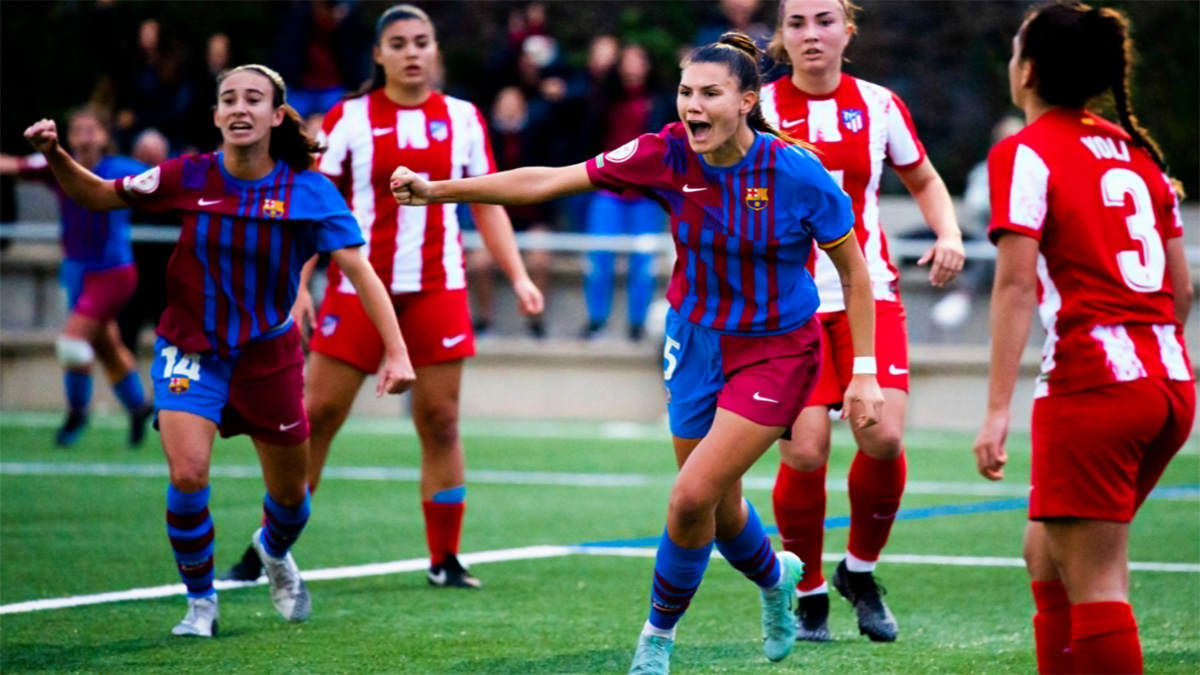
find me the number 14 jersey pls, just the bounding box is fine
[987,108,1192,398]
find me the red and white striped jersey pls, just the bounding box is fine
[317,89,496,294]
[988,108,1192,398]
[762,73,926,312]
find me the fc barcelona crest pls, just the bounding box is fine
[842,109,864,133]
[169,377,190,394]
[745,187,770,211]
[261,198,286,219]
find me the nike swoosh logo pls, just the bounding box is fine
[428,568,447,585]
[889,365,909,375]
[753,392,780,403]
[373,128,395,136]
[198,198,223,206]
[279,420,302,431]
[682,185,707,193]
[442,334,467,348]
[872,512,897,520]
[782,118,806,127]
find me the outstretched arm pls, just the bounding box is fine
[896,158,964,287]
[392,163,594,207]
[824,233,884,430]
[23,119,125,210]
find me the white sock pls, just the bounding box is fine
[798,582,828,598]
[642,620,676,640]
[845,552,876,573]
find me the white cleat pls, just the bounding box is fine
[251,527,311,623]
[172,595,219,638]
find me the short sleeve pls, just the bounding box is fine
[884,93,926,169]
[316,101,351,180]
[987,138,1049,244]
[802,158,855,248]
[114,156,187,214]
[309,174,366,253]
[463,104,497,178]
[584,131,668,198]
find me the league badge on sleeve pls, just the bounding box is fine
[128,166,162,194]
[261,198,287,219]
[745,187,770,211]
[842,109,864,133]
[604,139,640,163]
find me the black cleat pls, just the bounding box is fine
[796,592,833,642]
[832,560,898,642]
[219,544,264,582]
[128,404,154,448]
[55,410,89,447]
[427,553,482,589]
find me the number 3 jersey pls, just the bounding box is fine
[987,108,1192,397]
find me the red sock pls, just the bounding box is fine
[846,450,906,562]
[772,462,827,591]
[1070,602,1142,675]
[422,501,465,567]
[1032,580,1073,674]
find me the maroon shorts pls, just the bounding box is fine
[1030,378,1195,522]
[808,300,909,408]
[64,263,137,322]
[311,287,475,372]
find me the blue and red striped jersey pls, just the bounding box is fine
[115,153,365,355]
[586,123,853,335]
[21,154,147,270]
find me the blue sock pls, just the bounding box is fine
[715,500,782,589]
[261,491,312,558]
[64,370,92,412]
[166,484,215,599]
[647,529,713,631]
[431,485,466,504]
[111,371,146,411]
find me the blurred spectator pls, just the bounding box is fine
[183,32,234,153]
[468,86,555,339]
[270,0,370,119]
[130,128,169,167]
[560,35,620,233]
[692,0,782,79]
[112,18,199,154]
[582,44,670,342]
[118,128,174,356]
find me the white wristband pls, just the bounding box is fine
[852,357,877,375]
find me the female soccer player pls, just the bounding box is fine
[392,32,884,675]
[761,0,965,642]
[1,108,152,447]
[23,64,415,638]
[222,3,543,590]
[974,4,1194,673]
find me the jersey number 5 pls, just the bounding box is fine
[1102,168,1164,293]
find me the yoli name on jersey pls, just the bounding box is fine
[1080,136,1131,163]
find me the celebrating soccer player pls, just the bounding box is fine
[974,4,1194,673]
[22,64,415,638]
[761,0,965,643]
[391,32,885,675]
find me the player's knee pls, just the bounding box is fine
[668,482,717,526]
[169,466,210,493]
[779,437,830,472]
[307,395,347,432]
[56,335,95,368]
[414,404,460,451]
[861,424,904,459]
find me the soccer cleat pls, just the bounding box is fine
[128,403,154,448]
[795,592,833,642]
[172,595,219,638]
[628,633,674,675]
[832,559,898,642]
[761,551,804,661]
[251,527,311,622]
[55,410,89,447]
[427,553,482,589]
[219,544,264,582]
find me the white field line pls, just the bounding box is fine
[4,461,1198,500]
[3,545,1196,616]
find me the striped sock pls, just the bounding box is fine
[648,530,713,631]
[166,484,215,598]
[715,500,782,589]
[260,491,312,559]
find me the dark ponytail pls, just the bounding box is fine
[1023,2,1178,194]
[217,64,323,172]
[351,4,434,98]
[682,32,809,149]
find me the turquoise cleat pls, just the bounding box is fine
[628,633,674,675]
[761,551,804,661]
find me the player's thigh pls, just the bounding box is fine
[305,351,368,425]
[309,289,387,374]
[158,410,218,490]
[780,404,833,470]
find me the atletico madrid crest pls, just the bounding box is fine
[261,198,286,219]
[169,377,190,394]
[842,109,864,133]
[745,187,770,211]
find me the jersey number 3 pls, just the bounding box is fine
[1102,168,1164,293]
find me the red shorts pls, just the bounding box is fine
[808,300,909,408]
[1030,378,1196,522]
[63,262,137,322]
[311,287,475,372]
[718,318,824,429]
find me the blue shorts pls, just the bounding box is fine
[151,320,309,445]
[664,307,824,439]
